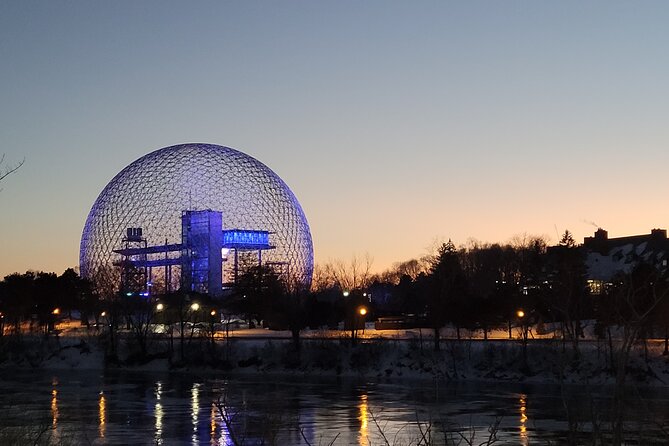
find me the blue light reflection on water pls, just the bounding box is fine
[1,369,669,444]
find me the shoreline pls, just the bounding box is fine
[2,331,669,388]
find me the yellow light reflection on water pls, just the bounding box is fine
[358,393,368,445]
[192,383,201,445]
[210,403,216,442]
[99,392,106,438]
[50,377,61,444]
[519,393,529,445]
[155,381,164,445]
[51,388,59,428]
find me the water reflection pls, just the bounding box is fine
[519,393,529,446]
[155,381,164,445]
[98,391,106,438]
[4,371,669,444]
[358,392,369,445]
[51,377,60,444]
[210,403,217,444]
[191,382,201,445]
[213,400,234,446]
[51,388,59,428]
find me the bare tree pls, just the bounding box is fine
[282,274,310,352]
[321,254,374,292]
[121,293,158,357]
[371,257,431,285]
[90,265,121,358]
[310,263,337,292]
[607,264,669,445]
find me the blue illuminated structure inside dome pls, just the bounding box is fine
[223,230,271,249]
[181,210,223,295]
[80,143,313,296]
[113,210,278,296]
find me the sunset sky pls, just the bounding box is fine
[2,1,669,278]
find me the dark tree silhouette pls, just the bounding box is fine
[226,265,285,328]
[0,272,36,334]
[546,231,589,357]
[461,243,508,340]
[427,240,466,350]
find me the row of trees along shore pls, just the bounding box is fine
[1,231,669,361]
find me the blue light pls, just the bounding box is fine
[223,230,270,247]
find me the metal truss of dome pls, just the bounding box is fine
[80,143,313,294]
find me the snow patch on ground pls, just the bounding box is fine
[3,330,669,388]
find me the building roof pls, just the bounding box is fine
[583,228,669,281]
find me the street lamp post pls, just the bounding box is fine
[209,309,218,346]
[517,309,528,341]
[358,306,368,336]
[517,309,529,366]
[49,308,61,333]
[344,292,369,345]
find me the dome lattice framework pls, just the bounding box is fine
[80,143,313,292]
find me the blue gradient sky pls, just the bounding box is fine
[2,1,669,277]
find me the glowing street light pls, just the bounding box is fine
[156,303,164,311]
[517,309,530,360]
[100,311,106,317]
[343,291,350,297]
[190,303,200,311]
[358,306,368,336]
[210,310,217,317]
[52,308,60,315]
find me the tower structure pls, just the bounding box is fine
[117,227,147,295]
[181,210,223,295]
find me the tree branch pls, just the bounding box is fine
[0,155,25,183]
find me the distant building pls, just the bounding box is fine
[583,228,669,294]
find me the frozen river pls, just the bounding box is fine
[1,369,668,445]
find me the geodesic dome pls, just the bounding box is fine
[80,143,313,291]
